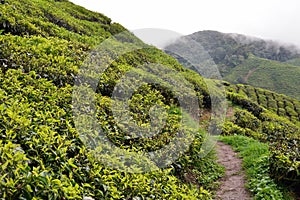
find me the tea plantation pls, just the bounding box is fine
[0,0,299,199]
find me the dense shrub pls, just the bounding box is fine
[234,108,261,131]
[221,121,263,140]
[259,112,300,185]
[226,84,300,123]
[0,0,223,199]
[226,91,264,117]
[0,69,217,199]
[225,83,300,189]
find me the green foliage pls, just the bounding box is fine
[0,34,85,86]
[0,68,214,199]
[0,0,222,199]
[0,0,111,40]
[259,111,300,185]
[226,91,264,117]
[221,121,263,140]
[171,133,224,191]
[224,55,300,100]
[224,82,300,192]
[233,108,261,131]
[226,83,300,124]
[1,0,299,199]
[0,69,83,199]
[219,135,292,200]
[285,57,300,66]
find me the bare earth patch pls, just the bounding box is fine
[215,141,252,200]
[244,67,258,83]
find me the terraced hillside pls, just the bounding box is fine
[226,83,300,124]
[0,0,299,199]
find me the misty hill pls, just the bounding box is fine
[0,1,299,199]
[285,57,300,66]
[180,30,300,68]
[165,30,300,100]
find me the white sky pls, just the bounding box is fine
[69,0,300,46]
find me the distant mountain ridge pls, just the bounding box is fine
[165,30,300,100]
[188,30,300,66]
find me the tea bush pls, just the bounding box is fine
[224,83,300,190]
[0,69,217,199]
[226,83,300,123]
[0,0,222,199]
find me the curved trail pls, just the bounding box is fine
[214,141,252,200]
[244,67,258,82]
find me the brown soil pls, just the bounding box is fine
[214,141,252,200]
[244,68,258,83]
[226,107,234,118]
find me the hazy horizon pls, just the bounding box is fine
[69,0,300,47]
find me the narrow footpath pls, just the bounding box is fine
[214,141,252,200]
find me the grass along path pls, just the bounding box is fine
[215,141,252,200]
[218,135,292,200]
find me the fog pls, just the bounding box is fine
[70,0,300,47]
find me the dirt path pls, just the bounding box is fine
[214,141,252,200]
[244,67,257,82]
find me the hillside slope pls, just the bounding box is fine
[224,55,300,100]
[0,0,222,199]
[165,30,300,100]
[0,1,299,199]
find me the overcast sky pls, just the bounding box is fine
[69,0,300,47]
